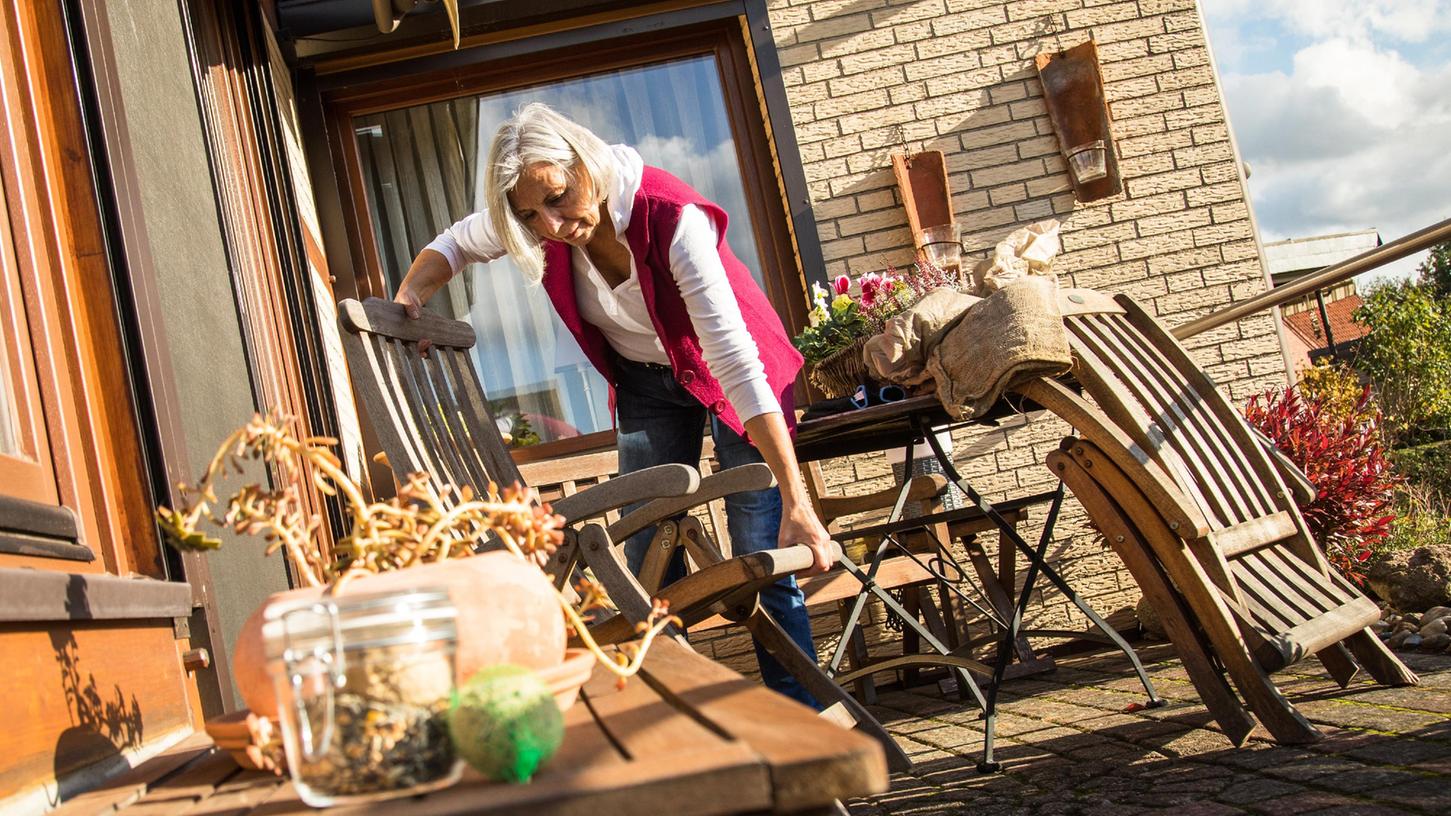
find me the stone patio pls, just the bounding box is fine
[849,643,1451,815]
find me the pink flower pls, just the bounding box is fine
[858,272,883,307]
[833,275,851,296]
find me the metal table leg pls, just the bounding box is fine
[916,418,1164,772]
[826,535,990,713]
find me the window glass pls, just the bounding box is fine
[353,55,765,447]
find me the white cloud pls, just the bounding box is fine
[1206,0,1451,44]
[1205,4,1451,281]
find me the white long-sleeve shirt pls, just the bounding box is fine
[424,145,779,424]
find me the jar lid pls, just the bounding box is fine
[261,586,457,661]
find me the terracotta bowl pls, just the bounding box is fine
[536,648,596,711]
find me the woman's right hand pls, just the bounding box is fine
[393,249,455,319]
[394,285,426,320]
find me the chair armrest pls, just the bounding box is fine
[607,463,775,543]
[586,540,840,644]
[550,464,699,524]
[1246,426,1317,505]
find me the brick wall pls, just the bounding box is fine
[689,0,1288,680]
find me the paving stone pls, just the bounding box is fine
[1215,777,1307,804]
[1140,803,1245,816]
[848,649,1451,815]
[1299,805,1422,816]
[1297,700,1448,733]
[1261,755,1374,782]
[1311,767,1431,794]
[1340,734,1451,766]
[1359,777,1451,812]
[1246,791,1369,815]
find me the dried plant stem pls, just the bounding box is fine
[160,412,675,684]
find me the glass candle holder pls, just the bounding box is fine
[915,223,963,275]
[1066,140,1108,184]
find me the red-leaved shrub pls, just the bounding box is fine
[1243,385,1400,584]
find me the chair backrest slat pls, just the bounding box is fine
[441,346,524,488]
[426,348,493,491]
[339,298,523,495]
[1066,317,1224,525]
[382,335,458,485]
[1116,297,1302,520]
[1097,313,1278,519]
[360,332,431,476]
[1075,313,1269,525]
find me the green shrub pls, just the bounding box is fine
[1381,483,1451,555]
[1354,279,1451,444]
[1391,440,1451,500]
[1297,362,1370,424]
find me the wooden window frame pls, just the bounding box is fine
[0,0,162,576]
[312,9,816,463]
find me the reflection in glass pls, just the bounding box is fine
[354,56,764,447]
[0,328,20,456]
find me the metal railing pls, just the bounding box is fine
[1173,216,1451,340]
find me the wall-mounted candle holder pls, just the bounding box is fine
[1036,40,1121,202]
[891,150,961,274]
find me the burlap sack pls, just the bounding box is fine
[926,276,1071,419]
[969,220,1061,295]
[862,287,980,387]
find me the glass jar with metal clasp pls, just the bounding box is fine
[264,587,462,807]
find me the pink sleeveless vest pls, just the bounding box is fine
[540,166,803,438]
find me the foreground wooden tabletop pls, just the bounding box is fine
[52,639,887,816]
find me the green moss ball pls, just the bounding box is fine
[448,664,564,783]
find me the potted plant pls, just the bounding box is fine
[156,413,676,798]
[793,257,961,398]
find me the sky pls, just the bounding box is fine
[1198,0,1451,285]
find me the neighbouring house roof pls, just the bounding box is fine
[1262,229,1382,286]
[1282,292,1370,350]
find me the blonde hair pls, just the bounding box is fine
[485,103,616,284]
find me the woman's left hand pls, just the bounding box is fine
[779,499,834,577]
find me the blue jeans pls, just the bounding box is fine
[614,357,820,708]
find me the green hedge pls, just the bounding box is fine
[1391,440,1451,497]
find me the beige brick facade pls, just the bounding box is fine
[690,0,1285,681]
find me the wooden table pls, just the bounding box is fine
[51,639,887,816]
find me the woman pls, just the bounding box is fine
[393,103,830,706]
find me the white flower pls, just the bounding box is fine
[811,281,830,308]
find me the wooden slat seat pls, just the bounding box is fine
[1020,289,1417,746]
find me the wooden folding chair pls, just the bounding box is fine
[1017,288,1417,745]
[337,297,911,771]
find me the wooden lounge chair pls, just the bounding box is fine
[336,297,911,771]
[1016,288,1418,745]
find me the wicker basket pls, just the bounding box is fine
[808,335,871,399]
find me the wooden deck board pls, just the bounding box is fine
[90,643,884,816]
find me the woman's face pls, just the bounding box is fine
[508,161,601,247]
